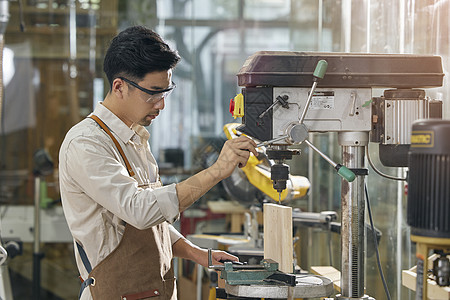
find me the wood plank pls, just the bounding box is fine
[402,270,450,299]
[311,266,341,292]
[207,200,247,214]
[263,203,293,273]
[402,255,450,300]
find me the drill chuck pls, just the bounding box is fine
[271,163,289,193]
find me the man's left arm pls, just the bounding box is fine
[171,235,238,267]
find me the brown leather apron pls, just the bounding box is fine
[77,115,177,300]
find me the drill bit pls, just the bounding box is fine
[278,192,281,204]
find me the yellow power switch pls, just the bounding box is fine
[229,93,244,119]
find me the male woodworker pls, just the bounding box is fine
[59,25,257,300]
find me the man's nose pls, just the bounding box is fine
[154,97,165,110]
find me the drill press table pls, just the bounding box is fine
[224,273,334,299]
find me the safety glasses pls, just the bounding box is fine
[118,76,176,103]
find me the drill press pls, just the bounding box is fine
[232,51,444,299]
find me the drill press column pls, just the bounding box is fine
[337,132,370,300]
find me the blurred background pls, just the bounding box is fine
[1,0,450,299]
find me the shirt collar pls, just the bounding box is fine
[132,123,150,141]
[91,103,147,143]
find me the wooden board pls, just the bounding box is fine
[402,255,450,300]
[207,200,247,214]
[263,203,293,273]
[311,266,341,292]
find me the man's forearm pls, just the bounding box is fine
[175,165,222,212]
[172,237,205,265]
[175,136,257,212]
[172,238,238,268]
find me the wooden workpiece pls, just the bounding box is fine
[311,266,341,292]
[402,254,450,299]
[263,203,293,273]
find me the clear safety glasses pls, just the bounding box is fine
[118,76,176,103]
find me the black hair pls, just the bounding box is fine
[103,25,180,89]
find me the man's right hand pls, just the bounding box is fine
[175,136,257,212]
[211,136,258,179]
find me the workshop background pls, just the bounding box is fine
[0,0,449,299]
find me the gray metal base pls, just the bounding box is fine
[335,294,375,300]
[225,274,334,299]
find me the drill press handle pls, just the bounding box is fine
[295,60,355,183]
[313,59,328,79]
[336,164,357,182]
[304,140,356,182]
[299,59,328,124]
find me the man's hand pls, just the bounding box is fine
[199,249,239,268]
[212,136,258,179]
[173,239,239,268]
[175,136,257,212]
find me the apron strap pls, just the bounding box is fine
[76,114,136,299]
[89,115,135,177]
[76,242,94,299]
[79,277,95,299]
[76,242,92,273]
[78,115,162,298]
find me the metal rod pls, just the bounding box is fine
[299,81,318,124]
[208,248,212,268]
[207,248,224,271]
[256,135,288,148]
[259,100,279,119]
[196,263,202,300]
[304,139,336,167]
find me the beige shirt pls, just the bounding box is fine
[59,103,183,299]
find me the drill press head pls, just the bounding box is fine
[234,51,444,194]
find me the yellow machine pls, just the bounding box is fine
[223,123,310,203]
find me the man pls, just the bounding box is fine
[59,25,257,300]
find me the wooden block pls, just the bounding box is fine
[402,269,450,299]
[263,203,293,273]
[311,266,341,292]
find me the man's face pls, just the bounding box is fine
[122,70,174,127]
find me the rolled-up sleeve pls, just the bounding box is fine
[169,224,184,245]
[153,184,179,224]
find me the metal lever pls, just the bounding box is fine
[208,248,225,270]
[208,248,245,271]
[299,60,328,124]
[295,60,355,182]
[258,95,290,120]
[256,135,289,148]
[257,61,327,148]
[304,140,355,182]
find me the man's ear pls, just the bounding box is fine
[112,78,125,98]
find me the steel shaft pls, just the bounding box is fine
[338,132,368,299]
